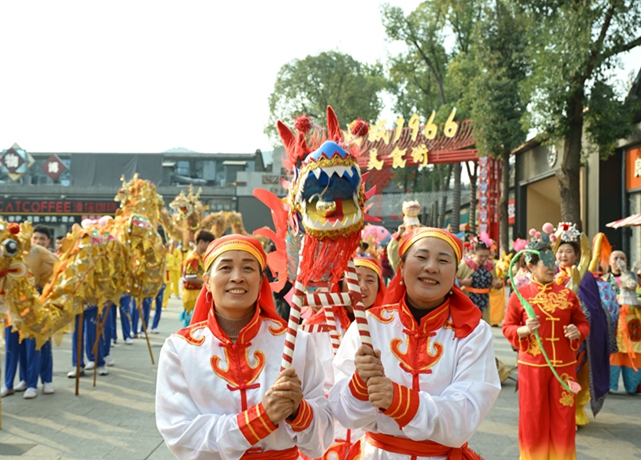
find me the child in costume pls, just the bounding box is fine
[457,233,502,323]
[604,251,641,393]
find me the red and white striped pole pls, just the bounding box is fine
[322,305,341,354]
[344,260,372,349]
[280,240,307,371]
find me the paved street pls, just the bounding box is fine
[0,298,639,459]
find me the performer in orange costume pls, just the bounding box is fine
[503,224,590,460]
[163,240,183,308]
[180,230,215,327]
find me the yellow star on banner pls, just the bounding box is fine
[367,148,384,170]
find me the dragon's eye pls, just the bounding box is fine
[3,239,18,257]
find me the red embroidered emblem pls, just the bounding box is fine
[267,319,287,336]
[390,331,444,388]
[211,345,265,388]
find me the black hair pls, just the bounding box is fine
[33,226,51,239]
[195,230,215,244]
[56,235,64,241]
[475,242,490,252]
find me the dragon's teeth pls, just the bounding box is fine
[312,168,323,179]
[333,166,348,177]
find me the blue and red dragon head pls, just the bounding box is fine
[254,106,377,289]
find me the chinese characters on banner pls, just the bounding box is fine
[3,215,82,224]
[352,108,471,174]
[477,157,501,238]
[348,109,479,221]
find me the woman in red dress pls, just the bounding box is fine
[503,225,589,460]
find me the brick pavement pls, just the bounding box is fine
[0,299,639,459]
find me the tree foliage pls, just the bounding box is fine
[265,51,387,141]
[381,1,485,227]
[459,1,529,251]
[516,0,641,227]
[460,2,528,158]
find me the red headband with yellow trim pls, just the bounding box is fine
[204,235,267,273]
[353,256,382,278]
[399,227,463,263]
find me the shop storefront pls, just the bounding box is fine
[0,198,119,240]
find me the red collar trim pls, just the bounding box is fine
[207,306,263,344]
[398,296,451,335]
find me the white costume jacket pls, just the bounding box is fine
[329,299,501,460]
[156,308,333,460]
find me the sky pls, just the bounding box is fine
[1,1,640,156]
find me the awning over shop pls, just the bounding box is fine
[606,213,641,228]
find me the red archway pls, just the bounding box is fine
[350,116,500,241]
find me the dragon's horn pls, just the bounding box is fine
[277,120,300,167]
[326,106,342,142]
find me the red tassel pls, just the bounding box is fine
[298,231,361,286]
[351,118,369,138]
[8,223,20,234]
[294,116,313,134]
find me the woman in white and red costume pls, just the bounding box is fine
[155,235,333,460]
[302,256,387,459]
[329,228,501,459]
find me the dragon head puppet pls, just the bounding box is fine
[169,185,202,222]
[256,106,376,288]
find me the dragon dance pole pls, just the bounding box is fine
[344,260,372,349]
[280,239,307,371]
[92,302,112,387]
[304,291,351,355]
[322,305,341,355]
[75,311,84,396]
[136,299,155,365]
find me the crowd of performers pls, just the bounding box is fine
[152,106,638,460]
[3,109,636,460]
[152,214,641,460]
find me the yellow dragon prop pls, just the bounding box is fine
[0,175,166,348]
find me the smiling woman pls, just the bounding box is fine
[329,227,501,459]
[155,235,333,460]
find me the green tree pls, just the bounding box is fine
[382,1,484,228]
[517,0,641,228]
[455,0,528,252]
[265,51,387,141]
